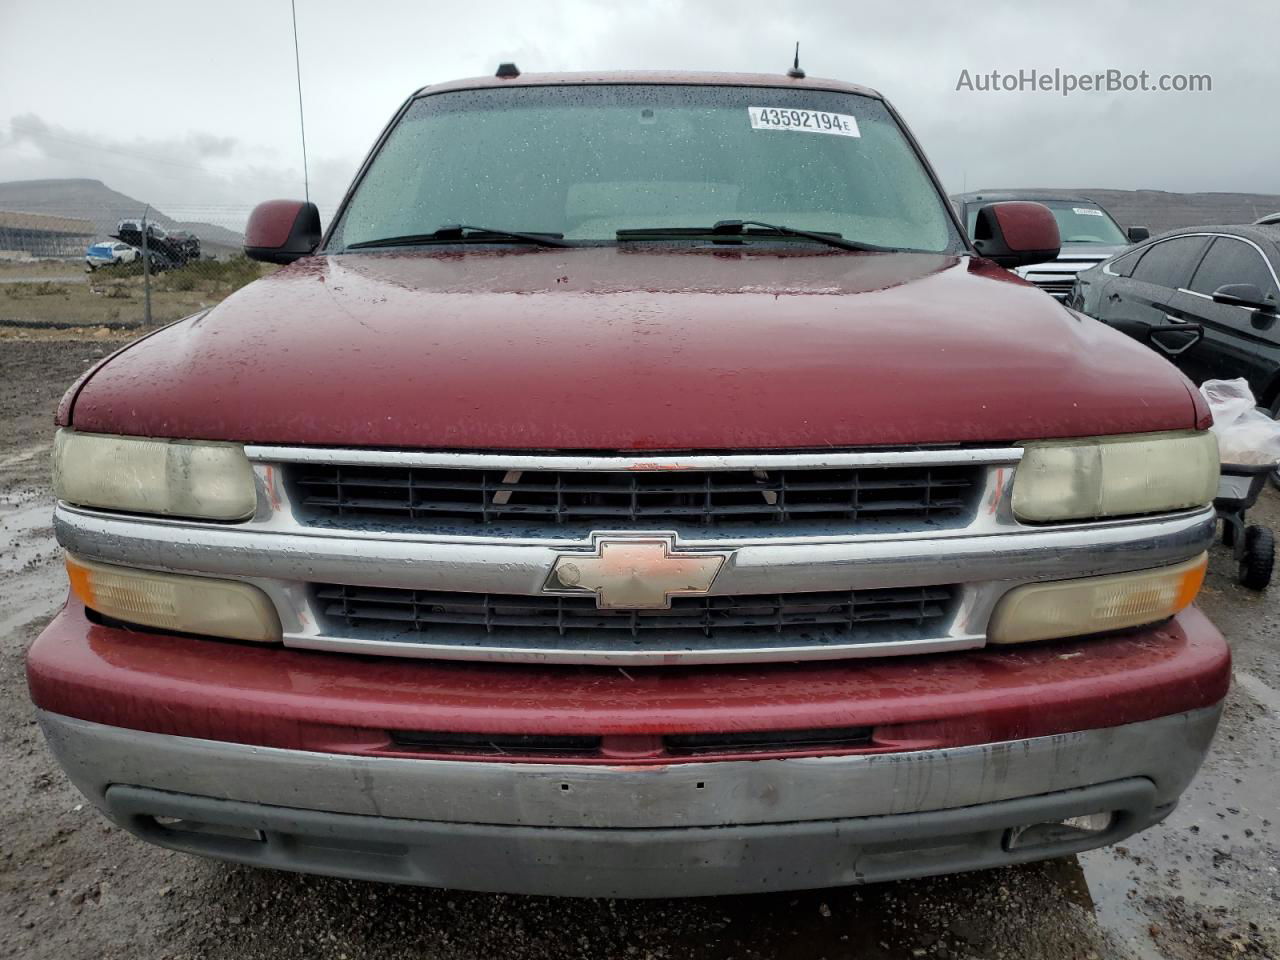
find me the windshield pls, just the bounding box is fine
[329,84,961,253]
[965,201,1128,245]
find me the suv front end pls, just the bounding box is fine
[26,71,1230,897]
[30,427,1227,896]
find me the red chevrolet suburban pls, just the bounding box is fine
[27,70,1228,898]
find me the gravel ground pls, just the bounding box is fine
[1,334,1276,960]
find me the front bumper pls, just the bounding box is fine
[28,603,1229,896]
[40,707,1220,897]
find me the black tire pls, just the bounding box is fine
[1238,525,1275,590]
[1222,519,1237,547]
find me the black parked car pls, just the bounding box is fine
[952,191,1147,300]
[1071,223,1280,410]
[113,220,201,268]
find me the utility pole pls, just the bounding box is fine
[141,205,152,326]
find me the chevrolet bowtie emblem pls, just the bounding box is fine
[545,534,729,610]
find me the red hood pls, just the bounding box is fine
[68,248,1200,449]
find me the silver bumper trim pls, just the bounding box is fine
[39,705,1222,830]
[53,502,1216,664]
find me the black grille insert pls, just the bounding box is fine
[383,727,877,759]
[664,726,874,756]
[389,731,602,756]
[293,463,979,527]
[315,584,956,642]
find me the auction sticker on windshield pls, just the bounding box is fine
[748,106,860,137]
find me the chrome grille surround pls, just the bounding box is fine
[1016,254,1109,301]
[312,583,958,659]
[51,444,1218,665]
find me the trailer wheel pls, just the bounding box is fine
[1238,525,1274,590]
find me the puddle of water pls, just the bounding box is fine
[0,496,56,577]
[1078,689,1280,958]
[1078,848,1168,960]
[1234,670,1280,714]
[0,492,63,638]
[0,439,52,471]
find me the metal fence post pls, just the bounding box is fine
[141,205,152,326]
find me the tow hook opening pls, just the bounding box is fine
[149,815,265,844]
[1004,811,1114,851]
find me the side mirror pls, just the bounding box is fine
[1127,226,1150,243]
[244,200,321,264]
[1212,283,1277,312]
[972,201,1061,269]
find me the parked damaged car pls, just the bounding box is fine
[1071,223,1280,405]
[113,219,201,268]
[952,191,1146,300]
[28,68,1227,898]
[84,239,139,270]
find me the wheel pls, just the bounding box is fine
[1238,525,1274,590]
[1222,519,1236,547]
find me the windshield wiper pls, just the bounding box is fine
[346,224,571,250]
[616,220,898,253]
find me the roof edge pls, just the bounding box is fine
[412,70,883,100]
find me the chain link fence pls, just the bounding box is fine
[0,203,275,333]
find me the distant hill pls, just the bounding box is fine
[8,179,1277,251]
[0,178,245,254]
[982,187,1280,234]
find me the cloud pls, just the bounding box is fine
[0,113,355,230]
[7,113,239,170]
[0,0,1276,233]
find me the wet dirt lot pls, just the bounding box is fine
[1,334,1276,960]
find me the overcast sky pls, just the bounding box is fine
[1,0,1276,229]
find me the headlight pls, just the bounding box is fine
[988,553,1206,645]
[53,429,256,521]
[1012,431,1218,523]
[66,553,281,642]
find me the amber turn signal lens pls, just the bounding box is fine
[66,553,281,642]
[987,553,1207,645]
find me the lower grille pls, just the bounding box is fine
[663,726,874,756]
[385,726,877,760]
[390,731,600,757]
[314,583,956,650]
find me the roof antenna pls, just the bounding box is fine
[290,0,310,204]
[787,42,805,79]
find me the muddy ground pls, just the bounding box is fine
[1,333,1276,960]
